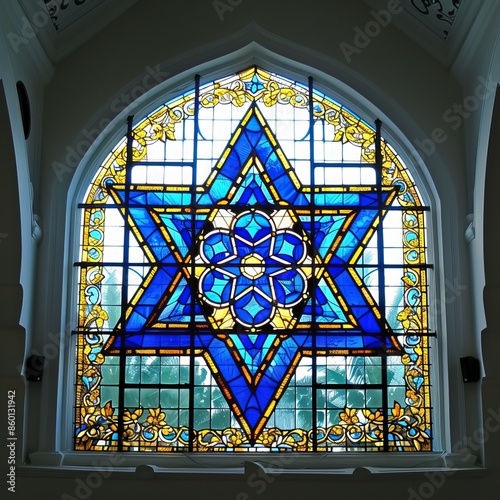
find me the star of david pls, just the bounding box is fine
[104,105,399,442]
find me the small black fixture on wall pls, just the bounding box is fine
[460,356,481,383]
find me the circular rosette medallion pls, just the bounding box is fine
[197,209,312,330]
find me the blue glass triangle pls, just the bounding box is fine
[303,278,349,323]
[197,106,309,206]
[231,164,274,205]
[206,335,301,436]
[229,333,277,375]
[123,267,179,331]
[110,189,179,263]
[300,214,348,260]
[158,213,192,258]
[156,275,203,323]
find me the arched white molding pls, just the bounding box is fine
[32,27,470,466]
[68,41,458,456]
[0,79,26,467]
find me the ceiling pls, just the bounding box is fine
[38,0,105,32]
[363,0,485,66]
[17,0,138,62]
[17,0,483,67]
[400,0,462,39]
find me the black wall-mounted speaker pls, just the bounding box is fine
[460,356,480,383]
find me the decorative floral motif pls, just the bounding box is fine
[76,402,118,450]
[223,429,246,447]
[84,304,108,329]
[76,401,430,452]
[123,408,143,441]
[145,407,168,430]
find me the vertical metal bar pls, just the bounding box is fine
[117,115,134,452]
[188,74,201,452]
[375,118,389,452]
[308,76,318,452]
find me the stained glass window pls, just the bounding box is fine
[74,67,432,452]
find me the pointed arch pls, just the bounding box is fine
[71,65,434,453]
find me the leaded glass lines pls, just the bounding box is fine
[74,67,432,453]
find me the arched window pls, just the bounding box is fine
[74,67,432,453]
